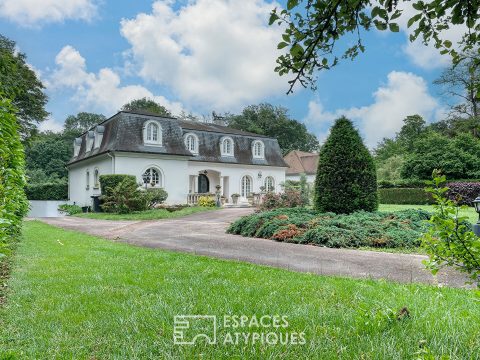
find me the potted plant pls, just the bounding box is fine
[231,193,240,205]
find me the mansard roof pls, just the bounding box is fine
[68,111,287,168]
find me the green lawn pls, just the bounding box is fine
[73,206,216,220]
[379,203,478,224]
[1,221,479,359]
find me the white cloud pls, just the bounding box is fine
[120,0,286,112]
[305,71,445,147]
[38,118,64,133]
[0,0,98,26]
[48,45,185,116]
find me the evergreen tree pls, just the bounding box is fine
[314,117,378,214]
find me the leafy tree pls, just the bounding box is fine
[64,112,106,135]
[269,1,480,94]
[314,117,377,214]
[377,155,404,181]
[0,97,29,257]
[226,103,319,154]
[422,172,480,286]
[0,35,48,139]
[122,97,172,117]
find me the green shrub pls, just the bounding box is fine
[260,190,303,210]
[198,196,216,207]
[378,188,434,205]
[228,208,430,249]
[25,181,68,200]
[58,204,82,215]
[101,178,146,214]
[314,117,378,214]
[142,188,168,208]
[377,179,427,188]
[0,98,29,257]
[99,174,137,197]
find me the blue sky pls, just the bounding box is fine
[0,0,460,147]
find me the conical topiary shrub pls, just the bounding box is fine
[314,117,378,214]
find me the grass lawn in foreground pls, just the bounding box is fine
[73,206,216,220]
[379,203,478,224]
[1,221,479,359]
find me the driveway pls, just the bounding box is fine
[39,208,469,287]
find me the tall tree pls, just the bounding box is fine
[269,1,480,94]
[314,117,377,213]
[64,112,106,135]
[225,103,319,154]
[0,35,48,139]
[122,98,172,117]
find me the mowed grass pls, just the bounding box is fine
[1,222,479,359]
[379,204,478,224]
[73,206,215,220]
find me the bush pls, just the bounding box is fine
[377,179,427,189]
[25,181,68,200]
[99,174,137,197]
[260,190,303,210]
[0,98,29,257]
[378,188,435,205]
[228,208,430,249]
[101,178,146,214]
[314,117,378,214]
[446,182,480,205]
[198,196,216,207]
[143,188,168,208]
[58,204,82,215]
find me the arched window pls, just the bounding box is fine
[144,121,162,145]
[241,175,252,197]
[264,176,275,192]
[142,167,162,187]
[221,137,234,156]
[85,170,90,190]
[184,133,199,154]
[93,168,100,189]
[252,140,265,159]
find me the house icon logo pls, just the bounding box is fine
[173,315,217,345]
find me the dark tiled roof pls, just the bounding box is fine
[68,111,287,168]
[283,150,319,175]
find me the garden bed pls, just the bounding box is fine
[227,208,432,249]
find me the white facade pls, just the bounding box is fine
[285,174,316,183]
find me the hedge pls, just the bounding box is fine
[25,182,68,200]
[99,174,137,196]
[377,179,427,189]
[378,188,435,205]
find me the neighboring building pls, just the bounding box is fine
[283,150,319,183]
[67,111,287,206]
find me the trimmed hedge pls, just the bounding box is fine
[25,182,68,200]
[378,188,434,205]
[99,174,137,196]
[378,179,427,189]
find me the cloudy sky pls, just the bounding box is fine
[0,0,461,147]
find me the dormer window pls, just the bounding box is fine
[73,138,82,157]
[86,131,95,152]
[220,136,234,156]
[184,133,199,155]
[252,140,265,159]
[144,120,162,146]
[94,126,104,149]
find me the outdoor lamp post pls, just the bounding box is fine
[473,197,480,236]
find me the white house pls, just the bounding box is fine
[283,150,319,184]
[67,111,287,206]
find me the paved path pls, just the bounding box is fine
[39,209,469,288]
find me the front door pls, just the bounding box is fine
[198,174,210,193]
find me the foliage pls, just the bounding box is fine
[99,174,138,197]
[0,35,48,139]
[378,188,435,205]
[74,206,215,220]
[142,188,168,208]
[283,174,311,205]
[101,178,145,214]
[25,181,68,200]
[447,182,480,205]
[64,112,106,135]
[121,97,172,117]
[228,208,430,249]
[259,190,303,210]
[421,172,480,286]
[58,204,82,216]
[225,103,319,154]
[376,155,405,182]
[377,178,428,189]
[314,117,378,214]
[198,196,216,207]
[269,0,479,94]
[0,97,29,258]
